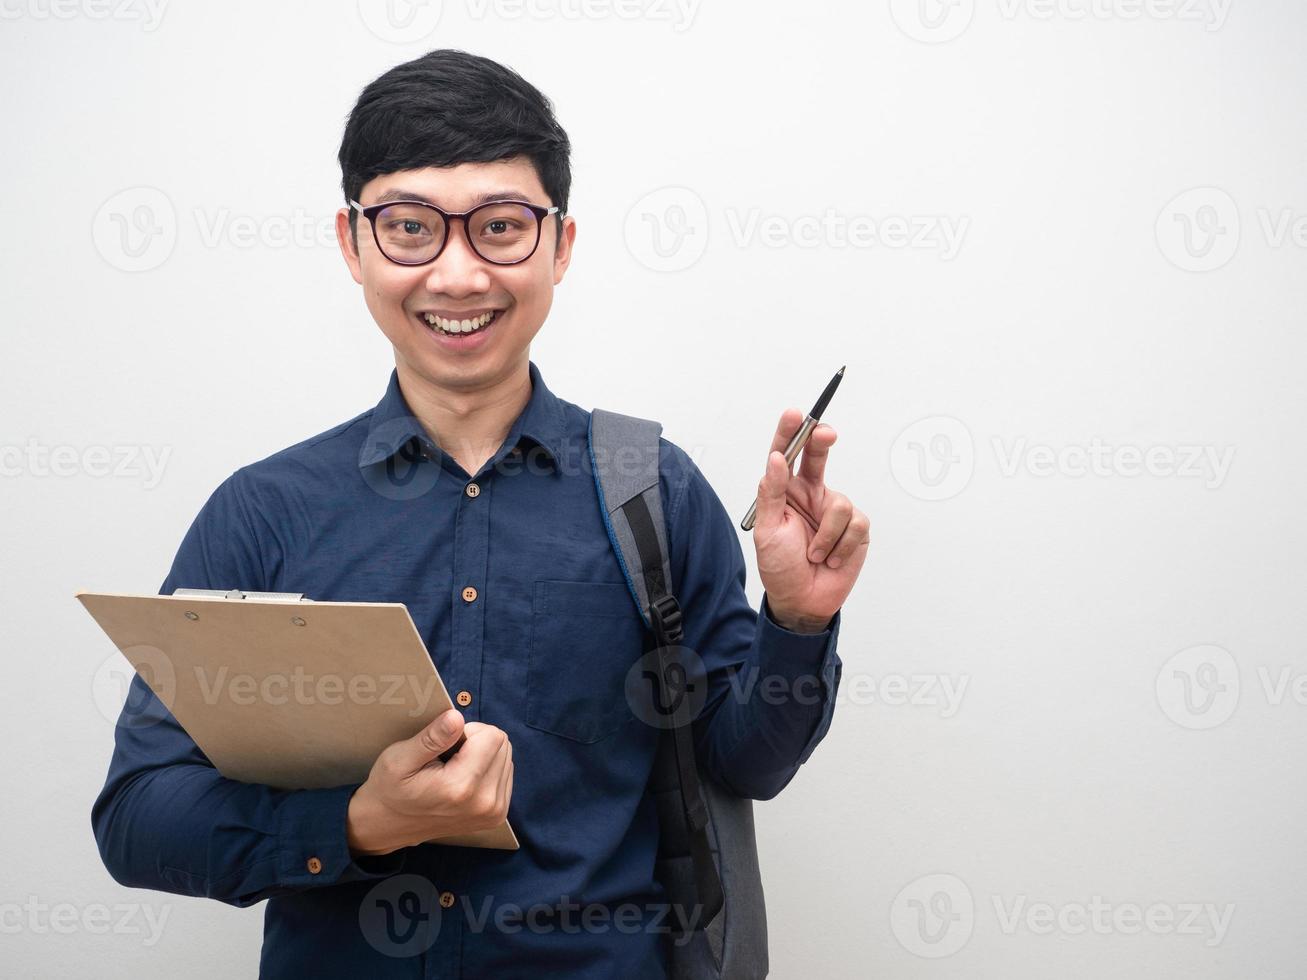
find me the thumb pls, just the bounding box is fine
[753,451,789,532]
[399,708,465,772]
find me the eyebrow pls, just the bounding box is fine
[370,188,538,208]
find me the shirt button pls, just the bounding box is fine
[306,857,323,874]
[465,482,480,498]
[462,586,478,603]
[439,891,456,909]
[456,690,473,707]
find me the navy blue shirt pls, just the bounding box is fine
[91,360,842,978]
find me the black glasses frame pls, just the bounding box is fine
[348,198,562,267]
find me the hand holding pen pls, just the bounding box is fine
[744,367,869,634]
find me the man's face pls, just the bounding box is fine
[336,156,576,392]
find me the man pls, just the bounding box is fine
[91,49,869,977]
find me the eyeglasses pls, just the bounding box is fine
[349,198,562,266]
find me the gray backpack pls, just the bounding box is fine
[588,408,769,979]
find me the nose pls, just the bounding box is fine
[424,219,492,297]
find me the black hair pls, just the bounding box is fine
[338,49,571,243]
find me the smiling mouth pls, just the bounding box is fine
[419,310,501,336]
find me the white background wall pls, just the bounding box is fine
[3,0,1304,976]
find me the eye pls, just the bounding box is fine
[402,220,423,235]
[486,220,509,235]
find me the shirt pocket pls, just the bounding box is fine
[526,579,645,744]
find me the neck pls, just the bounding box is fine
[396,358,533,475]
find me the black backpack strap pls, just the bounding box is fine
[588,409,725,928]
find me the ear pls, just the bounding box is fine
[336,208,364,285]
[552,215,577,286]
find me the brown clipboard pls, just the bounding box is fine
[77,588,518,851]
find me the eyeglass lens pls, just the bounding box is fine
[372,202,542,265]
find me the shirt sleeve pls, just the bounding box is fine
[90,468,407,907]
[662,441,843,801]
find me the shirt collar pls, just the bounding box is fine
[357,360,567,470]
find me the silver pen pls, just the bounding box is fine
[741,366,845,531]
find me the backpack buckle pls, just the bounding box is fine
[648,593,684,645]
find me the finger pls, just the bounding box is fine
[492,739,513,816]
[753,450,790,532]
[475,727,510,780]
[825,508,871,568]
[443,724,508,785]
[797,424,836,485]
[769,408,805,458]
[500,759,515,814]
[394,709,465,773]
[496,741,513,794]
[495,746,513,810]
[487,732,511,790]
[807,493,854,563]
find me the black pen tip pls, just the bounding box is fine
[810,366,845,420]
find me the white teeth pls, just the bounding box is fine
[422,311,496,334]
